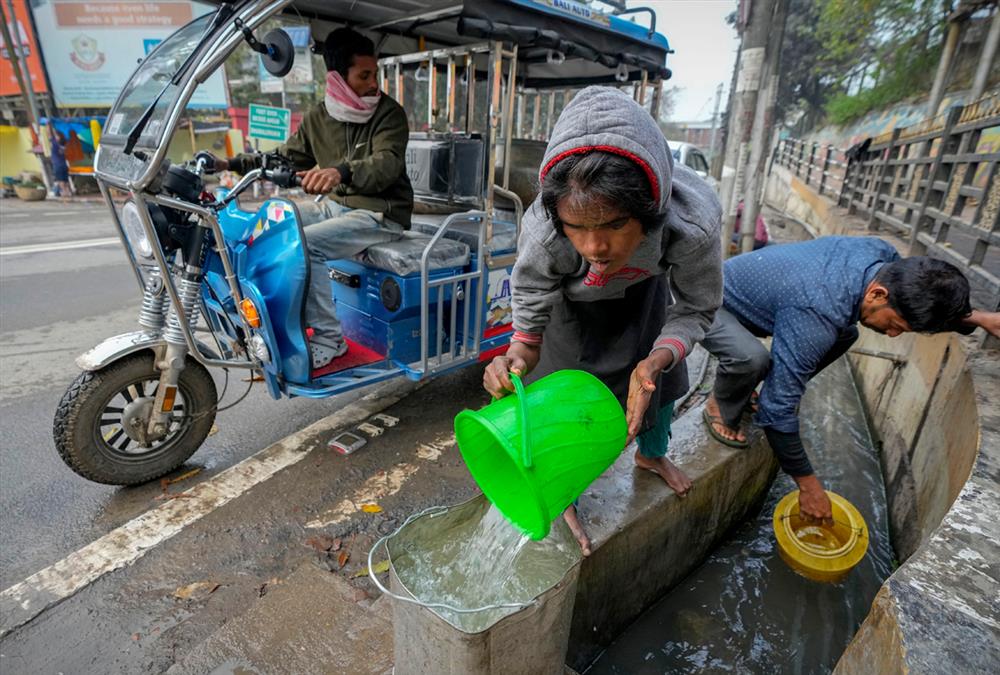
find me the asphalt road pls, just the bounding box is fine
[0,199,372,589]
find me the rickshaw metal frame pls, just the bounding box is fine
[377,40,520,271]
[88,0,669,383]
[89,1,292,377]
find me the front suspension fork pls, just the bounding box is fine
[145,232,208,441]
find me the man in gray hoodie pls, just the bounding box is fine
[483,87,723,553]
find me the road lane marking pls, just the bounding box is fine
[0,238,120,256]
[305,464,421,529]
[0,378,423,637]
[305,433,456,528]
[417,436,455,461]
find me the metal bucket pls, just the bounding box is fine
[369,495,581,675]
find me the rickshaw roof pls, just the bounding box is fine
[204,0,672,85]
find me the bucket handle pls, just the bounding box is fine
[509,372,532,469]
[367,505,537,614]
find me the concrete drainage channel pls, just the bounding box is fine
[763,167,1000,673]
[586,359,894,673]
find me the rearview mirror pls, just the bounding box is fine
[260,29,295,77]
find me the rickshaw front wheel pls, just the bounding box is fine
[53,352,217,485]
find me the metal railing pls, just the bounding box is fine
[417,212,488,378]
[773,91,1000,307]
[772,138,848,199]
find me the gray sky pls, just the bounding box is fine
[642,1,740,121]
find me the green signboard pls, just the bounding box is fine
[248,103,291,142]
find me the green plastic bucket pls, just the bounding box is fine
[454,370,627,540]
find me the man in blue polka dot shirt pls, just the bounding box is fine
[699,236,1000,523]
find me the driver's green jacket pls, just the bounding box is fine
[229,95,413,227]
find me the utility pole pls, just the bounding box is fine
[970,6,1000,101]
[927,2,996,115]
[708,82,723,165]
[719,0,776,255]
[927,18,963,116]
[0,4,31,121]
[739,0,789,253]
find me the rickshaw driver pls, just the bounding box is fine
[210,27,414,370]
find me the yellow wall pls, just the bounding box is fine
[1,125,249,179]
[0,126,43,178]
[164,128,232,164]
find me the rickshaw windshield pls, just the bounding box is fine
[103,11,220,147]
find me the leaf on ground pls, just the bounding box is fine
[304,535,341,553]
[360,503,382,513]
[208,423,220,436]
[350,559,390,578]
[337,550,350,569]
[164,468,202,485]
[173,581,221,600]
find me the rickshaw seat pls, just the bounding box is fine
[411,215,517,254]
[356,232,470,276]
[285,199,469,274]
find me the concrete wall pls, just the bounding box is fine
[849,331,979,559]
[764,164,1000,673]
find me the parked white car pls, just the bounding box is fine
[666,140,718,194]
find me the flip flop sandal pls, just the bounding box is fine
[702,408,750,448]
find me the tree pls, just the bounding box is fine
[816,0,945,124]
[769,0,950,130]
[656,84,680,126]
[776,0,827,132]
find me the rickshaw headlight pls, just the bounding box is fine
[121,201,155,261]
[248,334,270,363]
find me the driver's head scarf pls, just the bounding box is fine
[324,71,380,124]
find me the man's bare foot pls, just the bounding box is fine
[706,394,746,444]
[562,505,591,556]
[634,451,693,496]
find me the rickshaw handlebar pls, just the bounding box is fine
[214,154,300,209]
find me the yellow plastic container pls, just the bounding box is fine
[772,490,869,583]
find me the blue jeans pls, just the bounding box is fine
[303,201,402,347]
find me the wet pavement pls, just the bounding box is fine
[0,201,368,588]
[587,358,894,675]
[0,363,491,673]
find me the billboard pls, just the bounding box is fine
[0,0,48,97]
[30,0,228,108]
